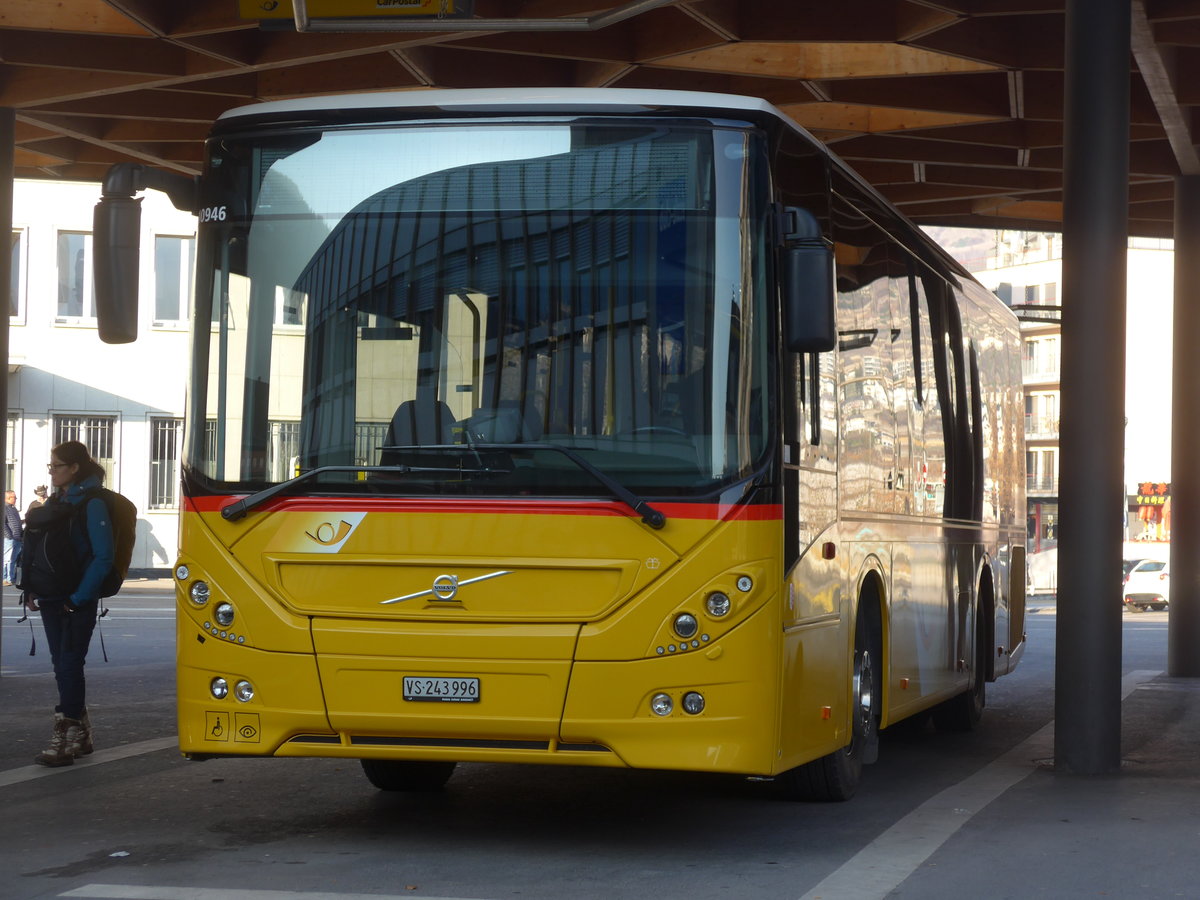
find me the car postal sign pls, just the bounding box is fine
[240,0,473,20]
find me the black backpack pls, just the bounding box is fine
[18,500,82,599]
[17,488,136,600]
[91,487,137,598]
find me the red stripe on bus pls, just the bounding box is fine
[184,494,782,522]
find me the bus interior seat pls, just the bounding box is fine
[382,399,457,463]
[463,400,542,443]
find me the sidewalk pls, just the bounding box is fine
[114,569,175,592]
[888,669,1200,897]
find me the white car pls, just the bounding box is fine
[1123,559,1169,612]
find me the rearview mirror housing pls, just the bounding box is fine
[93,194,142,344]
[780,206,836,353]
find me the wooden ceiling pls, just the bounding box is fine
[4,0,1200,237]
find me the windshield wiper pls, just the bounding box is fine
[412,442,667,529]
[542,443,667,529]
[220,463,494,521]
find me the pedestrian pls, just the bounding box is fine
[27,441,115,767]
[3,489,22,585]
[26,484,48,516]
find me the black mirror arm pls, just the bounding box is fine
[101,162,199,214]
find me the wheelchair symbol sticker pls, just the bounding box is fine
[205,712,230,741]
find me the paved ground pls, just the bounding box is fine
[1,581,1199,898]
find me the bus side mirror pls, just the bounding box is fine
[93,163,199,345]
[93,194,142,344]
[781,206,836,353]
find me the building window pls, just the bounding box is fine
[154,235,195,326]
[56,231,95,321]
[150,417,183,509]
[268,421,301,481]
[6,413,17,491]
[10,229,25,319]
[275,286,306,327]
[53,414,116,486]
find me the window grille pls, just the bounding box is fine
[150,417,183,509]
[268,421,301,481]
[53,415,116,486]
[354,422,389,467]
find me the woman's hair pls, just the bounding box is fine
[51,440,106,485]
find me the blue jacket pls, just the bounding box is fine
[63,476,115,605]
[3,502,21,541]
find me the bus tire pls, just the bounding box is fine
[360,759,457,792]
[933,607,986,733]
[777,601,880,802]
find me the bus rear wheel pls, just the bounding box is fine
[933,609,986,733]
[360,759,457,792]
[777,605,879,802]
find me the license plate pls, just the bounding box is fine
[403,676,480,703]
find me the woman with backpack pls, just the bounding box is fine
[25,440,115,767]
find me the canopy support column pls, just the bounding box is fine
[1054,0,1129,774]
[0,108,12,674]
[1169,177,1200,676]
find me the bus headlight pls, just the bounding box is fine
[673,613,699,639]
[705,591,731,617]
[176,564,190,581]
[234,680,255,702]
[682,691,705,715]
[189,581,211,607]
[214,602,235,627]
[210,677,229,699]
[650,693,674,716]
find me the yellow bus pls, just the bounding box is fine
[94,88,1026,800]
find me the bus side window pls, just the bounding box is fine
[908,261,925,408]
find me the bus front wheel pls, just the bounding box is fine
[777,603,880,802]
[360,759,457,792]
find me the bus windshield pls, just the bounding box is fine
[187,118,771,498]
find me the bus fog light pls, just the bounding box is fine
[214,602,235,627]
[234,680,254,702]
[650,693,674,716]
[682,691,705,715]
[705,592,731,617]
[673,613,698,639]
[189,581,211,607]
[210,677,229,699]
[176,564,190,581]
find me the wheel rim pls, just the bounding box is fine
[852,648,874,745]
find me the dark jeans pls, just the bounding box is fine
[39,600,98,720]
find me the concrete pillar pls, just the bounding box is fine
[0,108,12,673]
[1054,0,1129,774]
[1169,176,1200,676]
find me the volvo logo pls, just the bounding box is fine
[381,570,512,605]
[431,574,459,601]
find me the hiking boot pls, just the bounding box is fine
[34,713,78,767]
[70,708,94,757]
